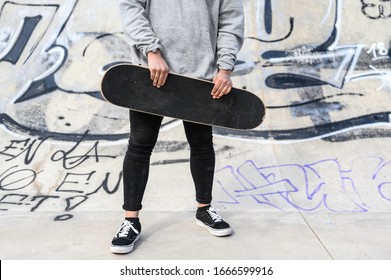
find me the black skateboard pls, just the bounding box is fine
[100,63,265,130]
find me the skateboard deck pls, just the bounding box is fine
[100,63,265,130]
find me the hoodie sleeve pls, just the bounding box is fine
[118,0,162,56]
[216,0,245,71]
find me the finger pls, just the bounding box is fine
[212,88,222,99]
[153,71,160,87]
[215,84,232,99]
[211,85,218,96]
[214,91,224,100]
[225,85,232,94]
[157,71,168,87]
[212,82,230,99]
[150,69,156,81]
[211,82,223,97]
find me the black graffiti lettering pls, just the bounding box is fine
[0,165,38,191]
[56,171,96,193]
[2,16,42,64]
[0,193,57,212]
[0,2,131,142]
[30,195,59,212]
[246,0,294,43]
[361,0,391,19]
[0,139,30,159]
[51,132,116,169]
[1,1,78,92]
[264,0,273,34]
[0,193,28,208]
[0,137,51,164]
[247,18,294,43]
[95,171,122,195]
[65,195,88,211]
[54,214,73,221]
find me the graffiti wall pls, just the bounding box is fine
[1,0,391,221]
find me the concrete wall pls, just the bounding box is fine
[1,0,391,221]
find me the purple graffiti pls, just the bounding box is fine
[215,156,391,212]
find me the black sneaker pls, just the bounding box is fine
[196,206,232,236]
[110,220,141,254]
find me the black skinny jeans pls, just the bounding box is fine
[122,110,215,211]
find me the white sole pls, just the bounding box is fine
[196,220,233,237]
[110,234,141,254]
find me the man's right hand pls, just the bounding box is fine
[147,50,169,88]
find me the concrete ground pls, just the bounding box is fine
[1,210,391,260]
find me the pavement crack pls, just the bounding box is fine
[299,212,335,260]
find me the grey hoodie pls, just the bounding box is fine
[118,0,244,80]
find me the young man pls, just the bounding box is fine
[111,0,244,254]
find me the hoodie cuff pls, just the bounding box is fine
[144,44,163,56]
[217,59,235,72]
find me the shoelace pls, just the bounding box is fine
[117,220,139,238]
[207,208,223,222]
